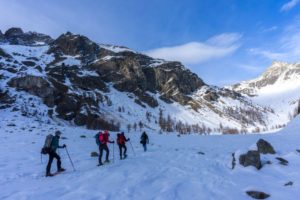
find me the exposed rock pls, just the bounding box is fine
[4,27,53,45]
[296,149,300,153]
[246,191,270,199]
[7,75,55,107]
[48,32,99,63]
[0,48,12,58]
[231,153,236,170]
[91,151,99,157]
[284,181,293,186]
[197,151,205,155]
[257,139,276,154]
[55,95,79,120]
[239,150,261,169]
[7,123,16,126]
[4,27,24,37]
[0,90,15,109]
[74,113,87,126]
[80,135,86,138]
[21,61,36,67]
[275,157,288,166]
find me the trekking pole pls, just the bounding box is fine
[65,147,76,171]
[129,140,136,156]
[40,153,43,164]
[113,143,115,163]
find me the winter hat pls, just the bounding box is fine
[55,130,62,136]
[104,130,109,134]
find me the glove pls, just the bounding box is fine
[128,138,130,141]
[111,141,115,144]
[63,144,66,148]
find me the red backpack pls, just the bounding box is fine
[117,134,125,145]
[99,133,108,144]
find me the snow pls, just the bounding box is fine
[230,61,300,128]
[1,109,300,199]
[57,55,81,66]
[99,44,135,53]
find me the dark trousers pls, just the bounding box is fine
[142,143,147,152]
[118,144,127,158]
[99,144,109,164]
[46,151,61,174]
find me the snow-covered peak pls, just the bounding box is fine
[232,61,300,96]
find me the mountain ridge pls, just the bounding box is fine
[0,27,293,133]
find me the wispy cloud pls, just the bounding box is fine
[280,0,300,12]
[262,26,278,33]
[145,33,242,65]
[248,16,300,62]
[238,64,263,73]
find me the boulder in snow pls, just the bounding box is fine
[256,139,276,154]
[275,157,288,166]
[239,150,261,169]
[246,190,270,199]
[91,151,99,157]
[284,181,293,186]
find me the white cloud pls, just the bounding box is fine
[280,0,300,12]
[248,48,287,60]
[262,26,278,33]
[145,33,242,65]
[239,64,263,73]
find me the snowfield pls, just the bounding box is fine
[1,110,300,200]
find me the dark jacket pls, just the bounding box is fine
[140,133,149,145]
[50,136,63,152]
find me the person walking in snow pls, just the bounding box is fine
[140,131,149,152]
[98,130,114,166]
[46,131,66,177]
[117,132,130,159]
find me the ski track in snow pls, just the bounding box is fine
[1,112,300,200]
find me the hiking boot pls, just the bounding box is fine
[104,159,110,163]
[57,168,66,172]
[124,154,127,159]
[46,172,54,177]
[97,163,103,166]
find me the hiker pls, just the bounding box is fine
[46,131,66,177]
[98,130,114,166]
[117,132,130,159]
[140,131,149,152]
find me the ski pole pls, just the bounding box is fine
[65,147,76,171]
[40,153,43,164]
[113,143,115,163]
[129,140,136,156]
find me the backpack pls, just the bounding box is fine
[117,134,125,145]
[95,133,100,145]
[99,133,108,145]
[41,134,53,154]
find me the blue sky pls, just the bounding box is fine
[1,0,300,85]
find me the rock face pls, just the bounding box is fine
[7,76,55,107]
[239,150,262,169]
[1,27,53,45]
[246,191,270,199]
[257,139,276,154]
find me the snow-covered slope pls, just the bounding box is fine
[0,28,282,134]
[230,61,300,128]
[1,108,300,199]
